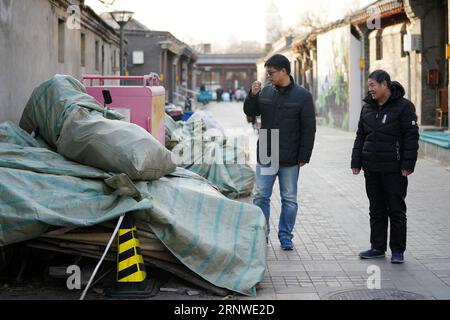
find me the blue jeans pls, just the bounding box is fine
[253,163,300,242]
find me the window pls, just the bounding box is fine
[211,71,221,86]
[133,51,144,65]
[58,19,65,63]
[95,40,99,71]
[225,70,250,90]
[376,30,383,60]
[80,33,86,67]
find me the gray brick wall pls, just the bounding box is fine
[0,0,120,124]
[125,33,165,77]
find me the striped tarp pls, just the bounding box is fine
[165,115,256,199]
[0,122,267,296]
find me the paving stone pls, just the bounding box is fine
[274,286,318,294]
[276,293,320,300]
[303,263,344,272]
[209,105,450,300]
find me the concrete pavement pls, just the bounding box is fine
[206,101,450,300]
[1,101,449,300]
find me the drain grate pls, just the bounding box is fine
[324,288,432,300]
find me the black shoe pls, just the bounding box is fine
[359,248,385,259]
[280,238,293,251]
[391,252,404,264]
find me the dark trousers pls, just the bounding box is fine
[364,171,408,253]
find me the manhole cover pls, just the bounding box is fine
[324,288,432,300]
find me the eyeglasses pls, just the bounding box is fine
[266,70,280,77]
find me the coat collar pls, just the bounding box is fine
[274,76,295,95]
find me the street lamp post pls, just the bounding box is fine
[110,11,134,76]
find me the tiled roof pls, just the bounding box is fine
[350,0,404,24]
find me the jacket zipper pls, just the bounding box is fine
[396,140,400,161]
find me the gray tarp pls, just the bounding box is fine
[0,122,266,296]
[19,75,176,180]
[165,115,255,198]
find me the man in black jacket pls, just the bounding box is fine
[351,70,419,264]
[244,54,316,250]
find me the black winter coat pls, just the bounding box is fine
[244,77,316,166]
[351,81,419,173]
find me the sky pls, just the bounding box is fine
[85,0,375,46]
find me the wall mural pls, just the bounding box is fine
[317,26,350,130]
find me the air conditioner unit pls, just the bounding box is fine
[403,34,422,52]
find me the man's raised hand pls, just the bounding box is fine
[251,81,262,96]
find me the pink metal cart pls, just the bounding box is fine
[81,74,166,145]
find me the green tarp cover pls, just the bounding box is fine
[0,122,266,296]
[19,74,123,147]
[165,116,255,199]
[19,75,175,180]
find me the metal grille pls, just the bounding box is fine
[324,288,432,300]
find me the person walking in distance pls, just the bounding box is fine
[351,70,419,264]
[244,54,316,250]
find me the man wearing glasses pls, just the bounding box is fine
[244,54,316,250]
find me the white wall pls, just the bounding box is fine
[369,24,408,91]
[349,32,362,132]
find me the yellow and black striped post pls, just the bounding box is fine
[117,221,146,283]
[106,214,158,299]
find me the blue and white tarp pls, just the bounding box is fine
[0,122,266,296]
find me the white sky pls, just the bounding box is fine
[85,0,374,46]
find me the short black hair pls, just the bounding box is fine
[368,70,391,87]
[264,54,291,75]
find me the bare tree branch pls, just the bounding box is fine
[96,0,116,5]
